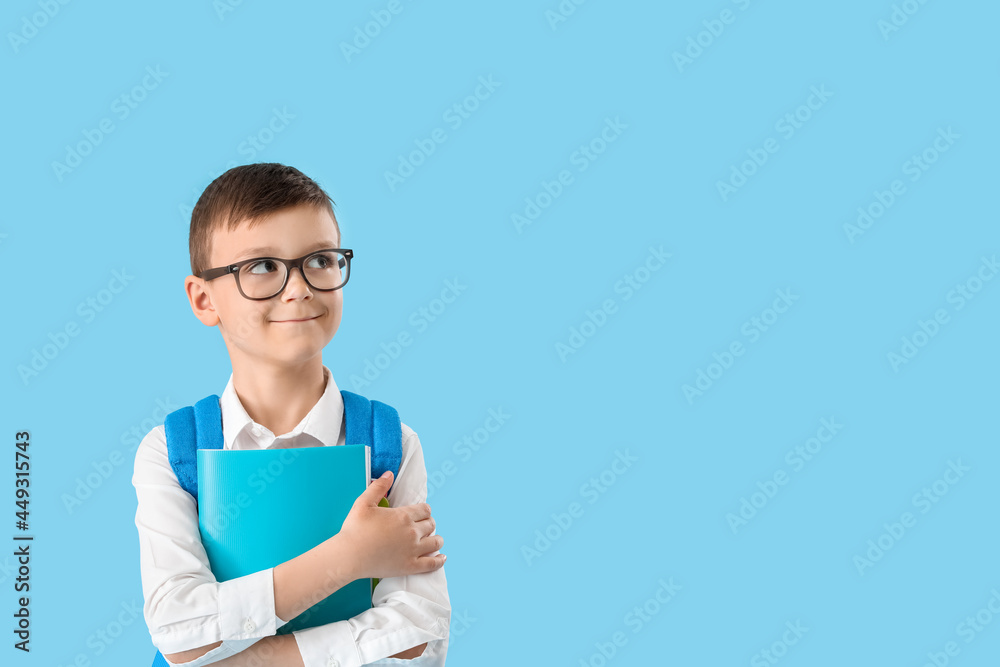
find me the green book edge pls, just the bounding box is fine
[371,495,390,592]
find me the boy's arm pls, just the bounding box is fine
[134,423,449,667]
[132,427,354,667]
[291,426,451,667]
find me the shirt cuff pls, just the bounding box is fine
[363,636,445,665]
[218,567,280,641]
[161,641,235,667]
[293,621,362,667]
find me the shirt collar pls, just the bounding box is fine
[218,364,344,450]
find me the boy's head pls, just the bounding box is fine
[188,163,340,278]
[184,163,347,371]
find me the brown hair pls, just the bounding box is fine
[189,163,340,276]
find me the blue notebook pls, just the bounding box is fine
[197,444,373,634]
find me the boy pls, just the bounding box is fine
[131,163,450,667]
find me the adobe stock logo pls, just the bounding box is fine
[919,587,1000,667]
[877,0,933,41]
[544,0,589,31]
[843,126,959,244]
[886,254,996,373]
[18,268,135,386]
[202,449,306,535]
[349,277,468,391]
[53,599,144,665]
[577,577,682,667]
[7,0,72,54]
[51,66,169,182]
[511,117,628,234]
[555,245,669,362]
[384,76,501,192]
[852,459,970,576]
[340,0,417,63]
[62,397,178,515]
[726,417,844,534]
[426,407,512,500]
[682,288,799,404]
[671,0,756,74]
[750,620,809,667]
[715,85,833,202]
[213,0,247,21]
[521,449,638,566]
[177,107,296,222]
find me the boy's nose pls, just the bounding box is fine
[281,266,313,299]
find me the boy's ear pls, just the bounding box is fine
[184,275,221,327]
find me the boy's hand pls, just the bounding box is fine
[338,470,446,580]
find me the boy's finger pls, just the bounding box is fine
[414,515,436,537]
[414,553,447,573]
[358,470,392,505]
[419,533,443,553]
[404,502,432,521]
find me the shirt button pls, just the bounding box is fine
[251,426,262,437]
[244,618,256,633]
[327,658,340,667]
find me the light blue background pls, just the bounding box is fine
[3,1,999,665]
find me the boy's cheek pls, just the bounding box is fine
[222,310,268,343]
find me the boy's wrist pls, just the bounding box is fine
[320,532,362,586]
[274,533,359,623]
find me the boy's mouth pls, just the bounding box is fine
[272,314,321,323]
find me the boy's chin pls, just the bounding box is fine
[259,351,327,370]
[265,337,332,361]
[223,332,333,367]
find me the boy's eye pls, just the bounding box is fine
[306,254,332,269]
[245,259,279,275]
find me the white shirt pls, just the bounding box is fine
[131,365,451,667]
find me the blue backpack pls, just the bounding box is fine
[150,389,402,667]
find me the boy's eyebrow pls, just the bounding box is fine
[233,241,340,261]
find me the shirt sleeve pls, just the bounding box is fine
[292,425,452,667]
[132,425,290,666]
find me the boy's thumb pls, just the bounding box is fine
[363,470,392,503]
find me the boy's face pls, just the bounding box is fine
[185,204,343,371]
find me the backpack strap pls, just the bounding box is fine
[163,394,223,500]
[341,390,402,489]
[154,395,223,667]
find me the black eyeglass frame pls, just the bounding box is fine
[199,248,354,300]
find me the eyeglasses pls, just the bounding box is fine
[199,248,353,300]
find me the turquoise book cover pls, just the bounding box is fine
[197,445,373,634]
[3,1,999,666]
